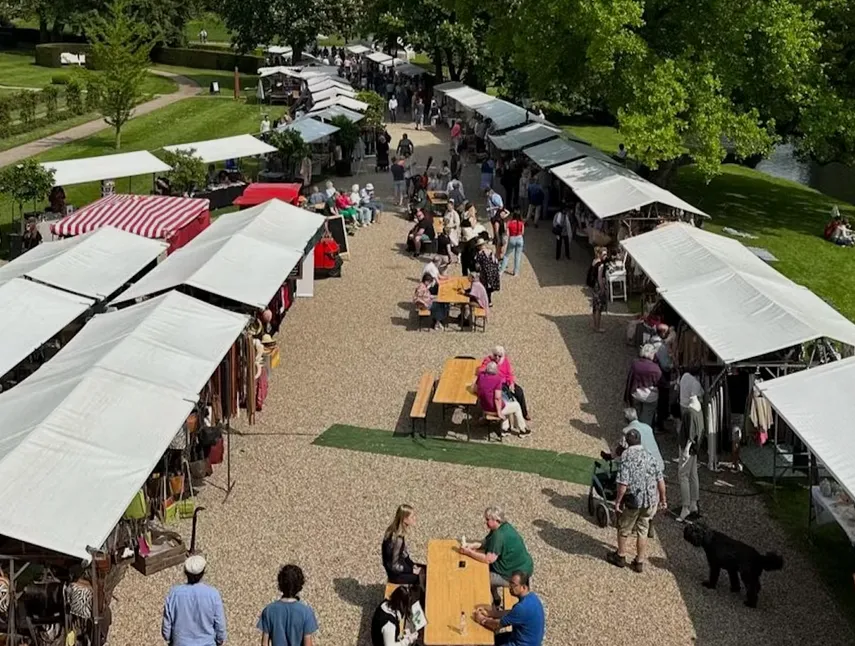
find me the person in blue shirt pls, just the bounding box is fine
[474,571,544,646]
[257,564,319,646]
[162,555,227,646]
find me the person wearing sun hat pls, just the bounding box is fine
[360,183,382,222]
[162,555,227,646]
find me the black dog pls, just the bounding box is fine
[683,523,783,608]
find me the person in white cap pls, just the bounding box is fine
[162,555,227,646]
[360,183,382,221]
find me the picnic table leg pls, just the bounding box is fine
[465,406,471,441]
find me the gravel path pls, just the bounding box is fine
[109,122,854,646]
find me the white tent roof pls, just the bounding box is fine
[0,367,193,560]
[258,66,302,78]
[523,137,610,168]
[310,105,365,124]
[396,63,427,76]
[310,95,368,112]
[306,77,353,92]
[621,223,855,363]
[379,57,404,68]
[442,85,495,110]
[311,86,356,103]
[26,291,247,401]
[279,117,340,143]
[475,99,540,132]
[0,279,94,378]
[434,81,466,94]
[757,358,855,501]
[163,135,276,164]
[266,45,292,55]
[296,66,340,79]
[346,44,372,54]
[42,151,171,187]
[365,51,393,64]
[551,157,708,219]
[114,199,326,308]
[0,227,165,300]
[488,122,561,151]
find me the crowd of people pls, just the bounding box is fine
[306,180,382,229]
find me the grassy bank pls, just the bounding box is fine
[0,97,286,227]
[563,123,855,321]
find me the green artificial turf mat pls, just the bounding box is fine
[314,424,593,486]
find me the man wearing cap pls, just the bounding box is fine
[360,183,382,221]
[162,555,227,646]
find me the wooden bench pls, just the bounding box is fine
[410,372,435,438]
[417,308,432,330]
[472,306,487,332]
[483,411,504,441]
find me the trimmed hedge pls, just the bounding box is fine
[152,46,263,75]
[35,43,94,68]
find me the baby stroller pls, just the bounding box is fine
[587,458,620,528]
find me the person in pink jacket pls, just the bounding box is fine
[477,345,531,422]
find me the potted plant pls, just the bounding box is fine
[162,149,206,196]
[330,115,361,176]
[268,129,310,180]
[0,159,56,230]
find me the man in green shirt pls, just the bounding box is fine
[459,506,534,594]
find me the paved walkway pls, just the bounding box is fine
[0,71,200,168]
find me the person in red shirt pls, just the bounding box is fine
[450,119,462,152]
[500,211,526,276]
[475,362,528,436]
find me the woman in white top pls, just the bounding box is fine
[443,201,461,264]
[371,586,417,646]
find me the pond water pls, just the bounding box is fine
[756,143,855,206]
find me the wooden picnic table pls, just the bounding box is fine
[428,190,449,206]
[433,357,479,437]
[437,276,472,304]
[425,539,494,646]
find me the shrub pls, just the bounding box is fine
[85,79,102,112]
[16,90,38,128]
[0,96,11,138]
[66,79,84,115]
[151,46,264,75]
[35,43,93,68]
[42,85,60,122]
[51,74,70,85]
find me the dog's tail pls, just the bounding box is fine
[762,552,784,571]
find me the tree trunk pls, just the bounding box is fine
[39,17,49,44]
[115,126,122,150]
[433,47,443,83]
[290,41,305,64]
[445,48,459,81]
[51,21,63,43]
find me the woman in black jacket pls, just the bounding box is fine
[381,504,425,585]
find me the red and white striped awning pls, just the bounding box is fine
[52,194,210,240]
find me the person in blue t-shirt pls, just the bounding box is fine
[257,564,319,646]
[474,571,545,646]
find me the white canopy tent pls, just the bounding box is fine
[41,151,171,187]
[440,85,495,110]
[523,137,611,169]
[0,227,165,300]
[757,358,855,503]
[396,63,427,77]
[296,66,340,79]
[27,292,248,401]
[0,279,94,378]
[309,95,368,113]
[488,122,562,151]
[365,51,393,65]
[475,99,542,132]
[258,66,302,79]
[310,105,365,124]
[0,367,194,560]
[551,157,708,219]
[114,199,326,309]
[163,135,276,164]
[379,57,404,68]
[306,77,353,92]
[279,117,340,143]
[266,45,292,56]
[621,223,855,364]
[311,86,356,103]
[346,44,372,55]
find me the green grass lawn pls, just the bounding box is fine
[0,97,286,227]
[185,13,233,44]
[563,123,855,320]
[152,64,257,93]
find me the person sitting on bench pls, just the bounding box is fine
[477,346,531,422]
[382,505,426,587]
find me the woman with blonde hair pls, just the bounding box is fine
[382,505,426,585]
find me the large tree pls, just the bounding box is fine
[458,0,834,181]
[219,0,359,60]
[86,0,155,149]
[363,0,488,85]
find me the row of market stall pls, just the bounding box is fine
[432,80,855,548]
[0,198,328,645]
